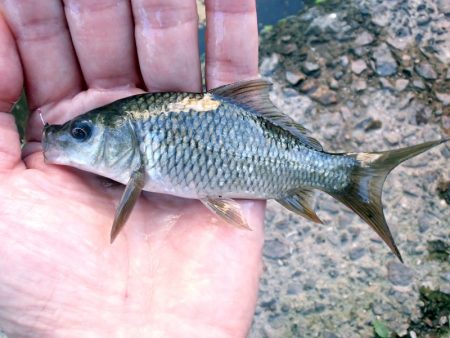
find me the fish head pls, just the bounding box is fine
[42,108,139,183]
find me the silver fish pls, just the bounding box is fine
[42,80,448,261]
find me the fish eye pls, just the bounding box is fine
[70,121,92,141]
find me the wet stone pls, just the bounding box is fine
[379,78,394,90]
[351,59,367,75]
[302,61,320,75]
[352,79,367,92]
[384,132,401,145]
[372,43,397,76]
[286,70,305,85]
[436,92,450,106]
[299,79,319,93]
[355,30,374,46]
[260,53,280,76]
[395,79,409,91]
[415,62,437,80]
[437,0,450,14]
[263,239,290,260]
[387,261,414,286]
[310,86,338,105]
[412,79,426,90]
[323,331,340,338]
[349,247,366,261]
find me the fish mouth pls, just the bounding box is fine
[42,124,62,163]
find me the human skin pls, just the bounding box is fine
[0,1,265,337]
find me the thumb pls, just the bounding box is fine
[0,13,24,170]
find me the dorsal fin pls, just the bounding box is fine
[209,79,323,151]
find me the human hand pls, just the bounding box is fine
[0,1,264,337]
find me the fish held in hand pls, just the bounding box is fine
[42,80,448,261]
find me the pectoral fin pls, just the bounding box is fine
[276,189,323,224]
[110,167,145,243]
[201,198,251,230]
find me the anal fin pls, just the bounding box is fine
[276,189,323,224]
[201,198,251,230]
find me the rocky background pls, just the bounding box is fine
[251,0,449,337]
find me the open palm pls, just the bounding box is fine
[0,1,264,337]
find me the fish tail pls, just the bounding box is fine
[328,139,448,262]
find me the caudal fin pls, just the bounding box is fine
[329,139,448,262]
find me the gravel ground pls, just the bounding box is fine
[251,0,449,337]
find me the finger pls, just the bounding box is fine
[1,0,82,110]
[131,0,201,92]
[0,14,24,170]
[205,0,258,89]
[63,0,141,89]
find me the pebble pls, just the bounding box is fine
[340,55,349,67]
[280,43,297,55]
[302,61,320,75]
[412,79,426,90]
[371,6,389,26]
[437,0,450,14]
[323,331,340,338]
[383,132,401,145]
[349,247,366,260]
[395,79,409,91]
[379,78,394,90]
[387,261,414,286]
[355,30,374,46]
[299,79,319,93]
[329,78,339,89]
[285,70,305,85]
[351,59,367,75]
[260,53,280,76]
[436,92,450,106]
[415,62,437,80]
[372,43,397,76]
[310,86,338,105]
[263,239,290,260]
[352,79,367,92]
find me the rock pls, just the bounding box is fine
[436,92,450,106]
[349,247,366,260]
[387,36,413,51]
[340,55,349,67]
[351,59,367,75]
[355,30,374,46]
[417,13,431,26]
[415,62,437,80]
[302,61,320,75]
[446,69,450,80]
[263,239,290,260]
[280,43,297,55]
[299,79,319,93]
[387,261,414,286]
[285,70,305,85]
[371,6,389,27]
[329,78,339,89]
[282,87,299,97]
[384,132,401,145]
[323,331,340,338]
[260,53,280,76]
[372,43,397,76]
[334,71,344,80]
[395,79,409,91]
[412,79,426,90]
[379,78,394,90]
[286,283,303,296]
[352,79,367,92]
[310,86,338,105]
[437,0,450,14]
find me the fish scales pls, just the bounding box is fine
[42,79,448,258]
[122,92,356,199]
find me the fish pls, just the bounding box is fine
[42,79,448,262]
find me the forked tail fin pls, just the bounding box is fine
[329,139,448,262]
